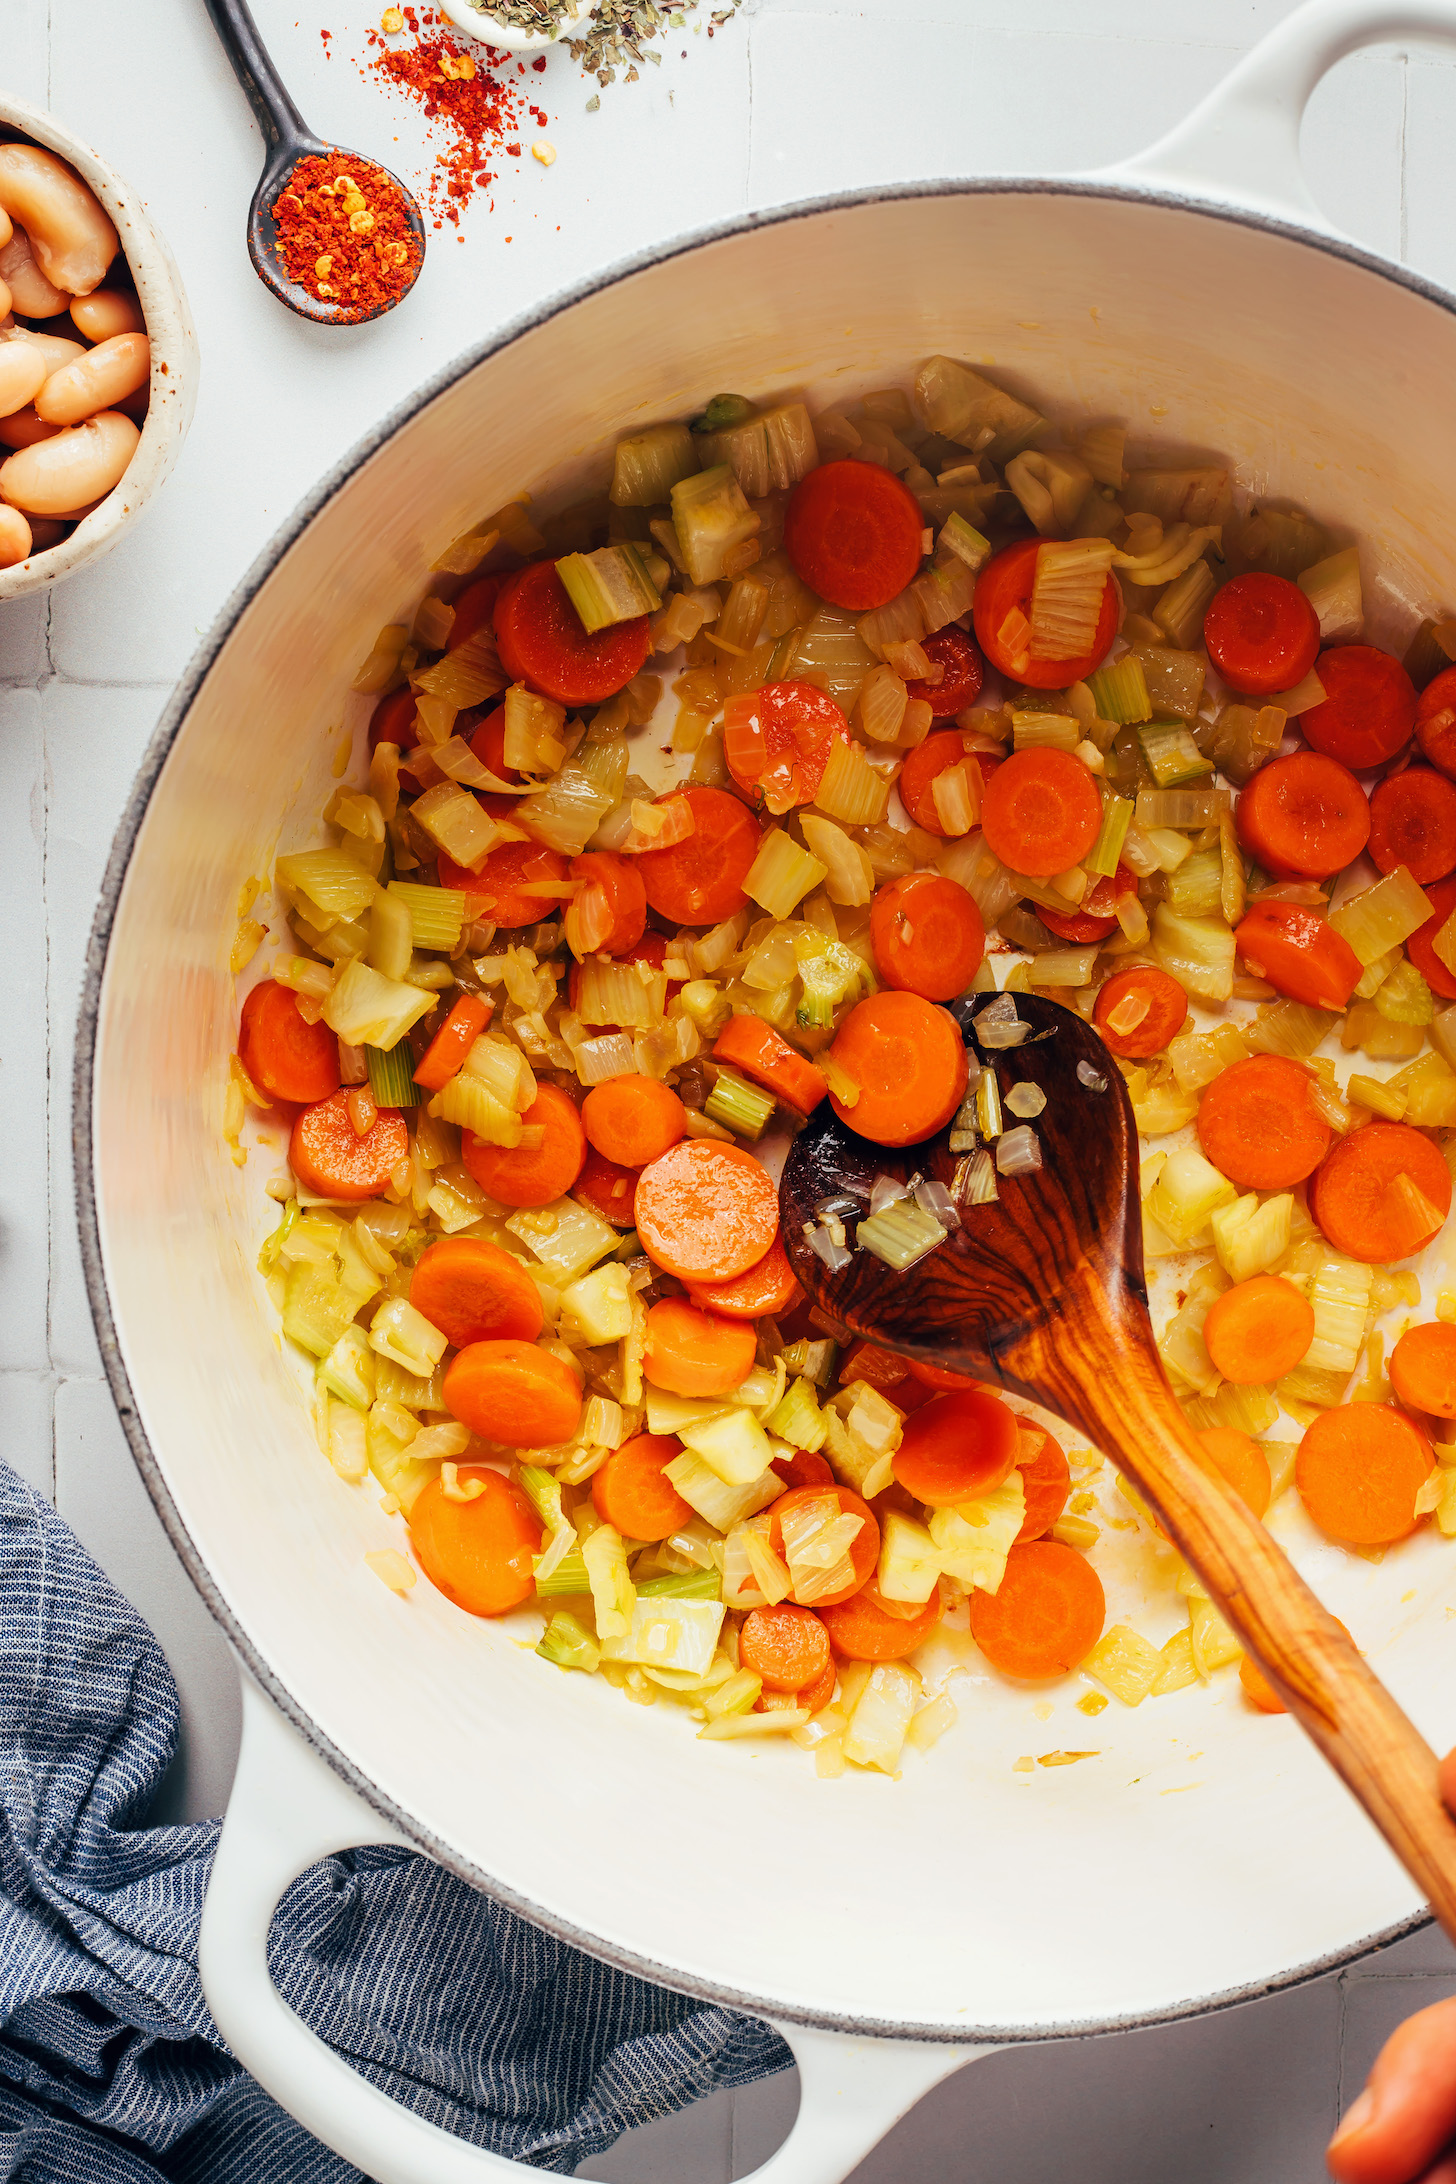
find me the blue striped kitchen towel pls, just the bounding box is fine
[0,1458,789,2180]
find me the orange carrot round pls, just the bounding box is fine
[740,1602,832,1692]
[643,1297,756,1396]
[767,1484,879,1607]
[1196,1427,1273,1520]
[1234,751,1370,880]
[968,1540,1105,1679]
[1092,966,1187,1059]
[1233,901,1362,1013]
[572,1145,642,1228]
[723,681,847,814]
[438,836,570,928]
[591,1432,691,1540]
[1307,1121,1453,1263]
[409,1469,543,1617]
[979,747,1102,878]
[290,1090,409,1201]
[635,784,761,925]
[685,1235,802,1320]
[461,1082,587,1209]
[820,1579,942,1661]
[870,873,986,1002]
[240,979,340,1104]
[444,1339,583,1449]
[1390,1322,1456,1419]
[826,991,969,1147]
[409,1237,543,1348]
[1203,1275,1316,1387]
[783,459,924,611]
[582,1074,685,1169]
[1015,1428,1071,1542]
[413,992,493,1093]
[569,850,647,957]
[633,1138,779,1281]
[1296,1402,1433,1544]
[712,1015,828,1115]
[893,1389,1020,1506]
[1368,767,1456,886]
[1195,1054,1331,1190]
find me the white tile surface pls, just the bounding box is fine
[11,2,1456,2177]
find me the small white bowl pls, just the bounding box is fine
[437,0,593,57]
[0,94,198,603]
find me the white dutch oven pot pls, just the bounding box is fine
[76,3,1456,2176]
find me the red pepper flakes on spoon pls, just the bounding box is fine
[272,151,422,316]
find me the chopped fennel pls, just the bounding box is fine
[856,1201,947,1272]
[600,1596,725,1675]
[929,1472,1024,1592]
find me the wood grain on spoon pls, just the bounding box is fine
[781,990,1456,1938]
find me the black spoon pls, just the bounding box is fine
[203,0,426,324]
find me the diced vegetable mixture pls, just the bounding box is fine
[234,356,1456,1778]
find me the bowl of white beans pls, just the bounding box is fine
[0,95,198,602]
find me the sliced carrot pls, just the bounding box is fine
[290,1090,409,1201]
[444,1338,583,1448]
[767,1484,880,1607]
[591,1432,691,1540]
[723,680,847,813]
[1390,1322,1456,1419]
[494,560,651,706]
[438,836,570,927]
[1300,644,1417,770]
[770,1448,835,1491]
[1296,1402,1432,1544]
[1038,862,1138,945]
[1203,1276,1316,1388]
[582,1074,685,1168]
[826,990,969,1147]
[1016,1428,1071,1543]
[1307,1121,1453,1263]
[1405,872,1456,1002]
[1195,1426,1272,1520]
[899,730,975,838]
[838,1342,910,1391]
[240,979,340,1104]
[643,1297,756,1397]
[635,784,761,925]
[369,687,417,753]
[740,1601,832,1692]
[461,1082,586,1209]
[412,992,494,1093]
[1415,663,1456,778]
[893,1389,1020,1506]
[685,1235,802,1320]
[1233,901,1362,1013]
[568,850,647,957]
[409,1468,542,1617]
[1092,965,1187,1060]
[783,459,924,612]
[1368,767,1456,885]
[979,747,1102,878]
[409,1237,544,1348]
[973,539,1117,689]
[447,572,505,653]
[632,1138,779,1281]
[906,625,984,719]
[1203,572,1319,697]
[870,873,986,1002]
[1242,1617,1353,1714]
[712,1015,828,1115]
[968,1540,1106,1679]
[1234,751,1370,880]
[468,701,523,787]
[1195,1054,1331,1190]
[820,1578,942,1661]
[572,1144,642,1228]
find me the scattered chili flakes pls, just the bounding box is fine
[364,11,529,228]
[272,150,421,319]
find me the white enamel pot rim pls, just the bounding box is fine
[72,5,1456,2179]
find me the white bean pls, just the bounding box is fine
[0,278,10,321]
[0,229,69,319]
[0,504,32,566]
[36,332,149,426]
[18,330,86,375]
[0,144,117,297]
[70,288,144,342]
[0,341,47,421]
[0,208,11,253]
[0,410,138,515]
[0,407,61,451]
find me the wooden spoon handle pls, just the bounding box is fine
[1025,1269,1456,1939]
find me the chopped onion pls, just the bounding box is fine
[912,1177,960,1230]
[803,1221,852,1272]
[869,1174,910,1217]
[815,1194,862,1221]
[957,1149,1000,1205]
[974,993,1030,1049]
[575,1031,637,1084]
[1004,1083,1047,1119]
[996,1125,1043,1177]
[1076,1059,1109,1092]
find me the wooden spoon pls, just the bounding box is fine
[781,989,1456,1933]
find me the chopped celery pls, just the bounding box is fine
[670,464,760,586]
[698,402,818,497]
[1087,657,1151,726]
[317,1324,376,1410]
[1085,794,1132,879]
[913,355,1045,463]
[1012,710,1080,752]
[1297,544,1362,642]
[536,1611,600,1672]
[387,881,467,953]
[794,932,865,1028]
[368,889,413,983]
[939,511,991,570]
[636,1569,722,1601]
[366,1039,417,1109]
[282,1263,357,1358]
[1304,1255,1373,1378]
[556,544,661,634]
[610,421,698,508]
[691,393,755,433]
[1137,719,1213,788]
[766,1376,828,1452]
[1153,557,1216,650]
[1135,786,1229,830]
[704,1067,776,1140]
[535,1550,591,1598]
[1163,844,1224,918]
[855,1202,946,1272]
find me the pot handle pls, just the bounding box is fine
[1103,0,1456,227]
[199,1674,988,2184]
